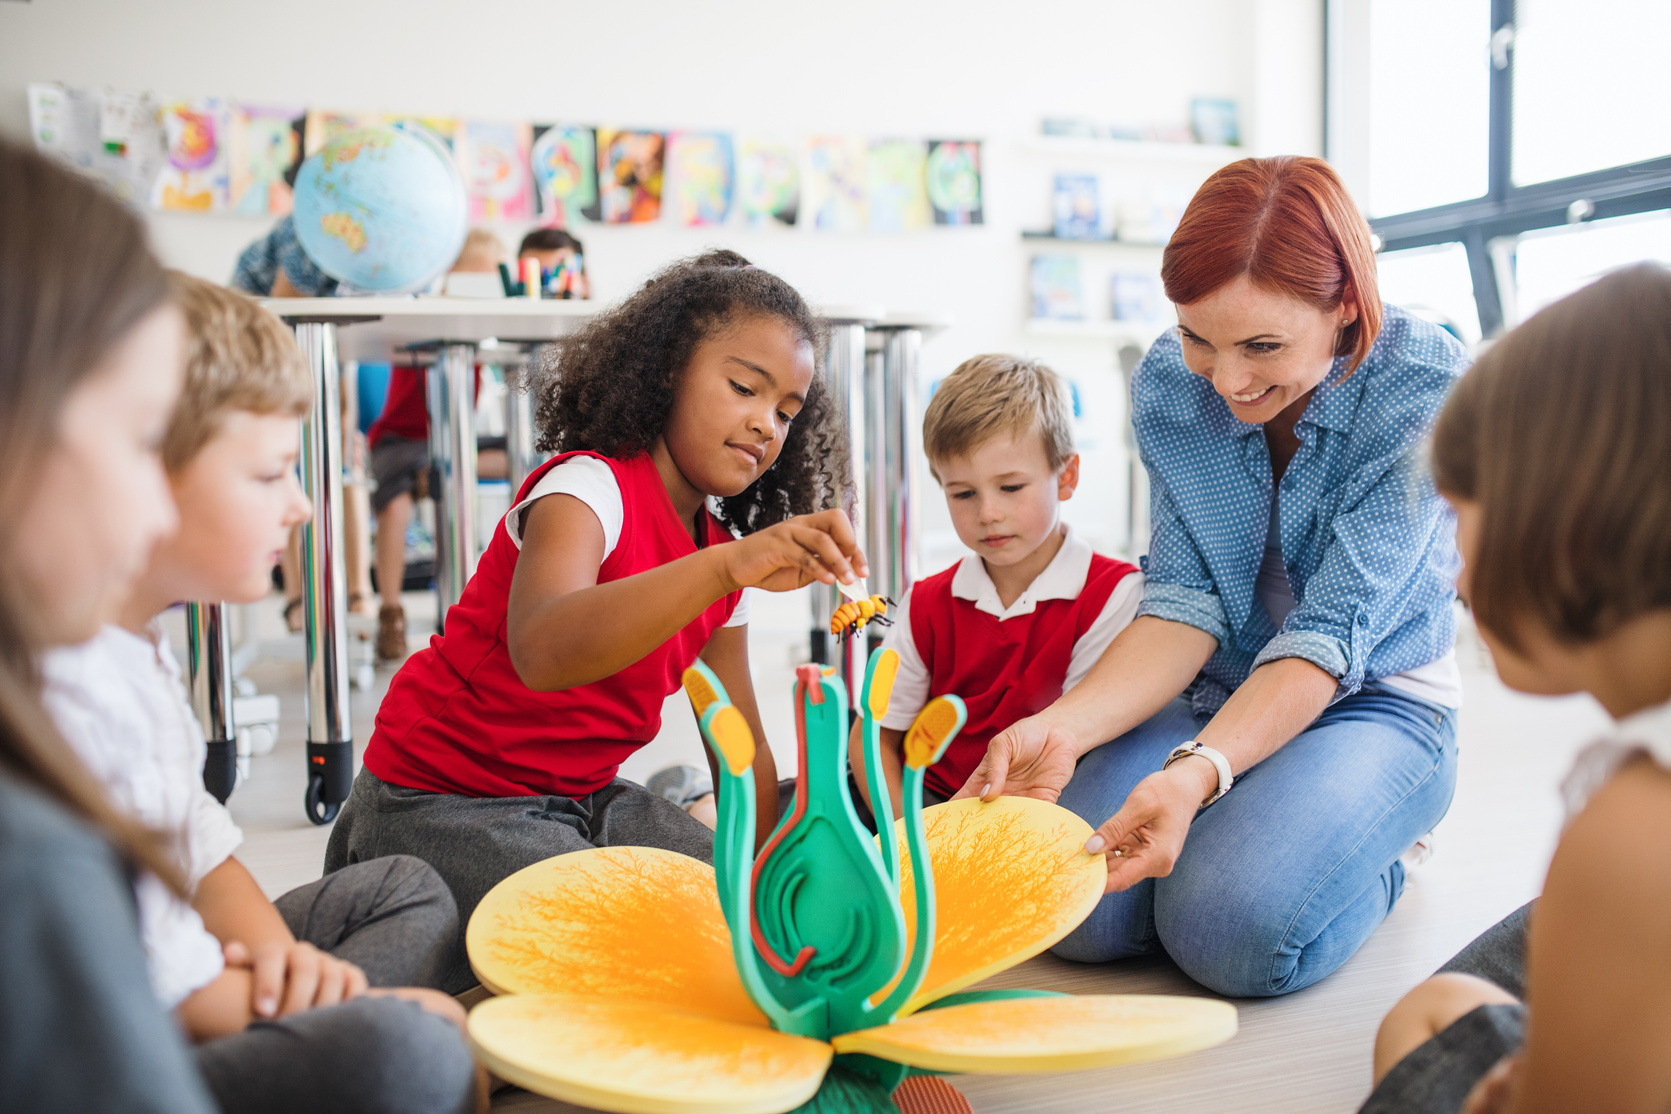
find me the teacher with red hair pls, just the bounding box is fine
[956,156,1467,998]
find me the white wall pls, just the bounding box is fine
[0,0,1322,560]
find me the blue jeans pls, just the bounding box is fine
[1053,684,1458,998]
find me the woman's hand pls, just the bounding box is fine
[720,509,867,594]
[1460,1055,1519,1114]
[951,715,1083,804]
[1084,760,1216,894]
[223,938,369,1019]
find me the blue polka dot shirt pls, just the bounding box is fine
[1131,303,1469,715]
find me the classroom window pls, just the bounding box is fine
[1375,244,1482,345]
[1512,210,1671,320]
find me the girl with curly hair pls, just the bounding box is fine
[328,250,863,990]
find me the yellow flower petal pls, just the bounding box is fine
[470,993,832,1114]
[704,703,756,776]
[831,994,1237,1074]
[466,847,766,1027]
[879,797,1107,1014]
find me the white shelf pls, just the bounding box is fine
[1024,319,1167,342]
[1017,135,1243,167]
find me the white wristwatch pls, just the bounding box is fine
[1163,742,1234,807]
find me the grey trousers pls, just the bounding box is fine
[1358,902,1533,1114]
[324,767,714,993]
[195,856,475,1114]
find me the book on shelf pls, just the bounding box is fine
[1030,254,1085,321]
[1051,173,1102,240]
[1110,271,1163,324]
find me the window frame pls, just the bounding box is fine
[1329,0,1671,336]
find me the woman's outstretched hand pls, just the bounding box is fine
[1084,761,1216,893]
[950,715,1081,804]
[720,509,868,594]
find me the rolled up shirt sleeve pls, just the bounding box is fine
[1252,441,1453,696]
[1135,464,1230,647]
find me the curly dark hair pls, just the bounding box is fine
[532,249,850,534]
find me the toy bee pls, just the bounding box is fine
[831,595,894,641]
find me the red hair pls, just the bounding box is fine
[1161,156,1381,372]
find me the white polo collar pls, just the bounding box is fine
[950,524,1092,621]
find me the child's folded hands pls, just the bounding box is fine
[222,938,370,1019]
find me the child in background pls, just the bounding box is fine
[0,137,216,1113]
[851,355,1142,823]
[518,227,590,299]
[369,230,511,660]
[42,274,481,1114]
[1362,265,1671,1114]
[327,250,863,991]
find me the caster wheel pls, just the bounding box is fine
[305,775,340,825]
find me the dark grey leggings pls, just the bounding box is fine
[194,856,475,1114]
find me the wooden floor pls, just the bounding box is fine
[213,588,1610,1114]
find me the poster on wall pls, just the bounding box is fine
[866,139,930,233]
[666,131,734,227]
[151,97,231,212]
[458,120,534,222]
[595,129,665,224]
[26,83,163,207]
[530,124,597,226]
[805,135,867,233]
[303,109,387,157]
[227,104,305,216]
[736,137,798,227]
[926,139,984,225]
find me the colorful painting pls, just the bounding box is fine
[867,139,931,233]
[402,116,457,151]
[596,129,665,224]
[458,120,533,222]
[666,132,734,227]
[805,135,867,233]
[530,125,597,226]
[303,109,385,157]
[26,83,162,207]
[926,139,984,226]
[228,104,304,216]
[736,138,799,228]
[151,97,230,212]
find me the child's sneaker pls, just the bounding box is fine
[1401,830,1438,870]
[647,764,713,809]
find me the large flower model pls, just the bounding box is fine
[464,648,1237,1113]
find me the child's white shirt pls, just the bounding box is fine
[1562,697,1671,821]
[40,622,244,1009]
[877,527,1145,731]
[503,453,752,626]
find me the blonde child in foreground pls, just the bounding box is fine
[42,275,481,1114]
[851,355,1142,823]
[1360,264,1671,1114]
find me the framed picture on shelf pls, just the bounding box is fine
[1030,254,1085,321]
[1052,172,1101,240]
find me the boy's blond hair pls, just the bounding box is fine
[922,354,1074,479]
[165,272,311,472]
[452,228,509,273]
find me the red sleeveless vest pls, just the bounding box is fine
[908,553,1138,798]
[363,451,741,798]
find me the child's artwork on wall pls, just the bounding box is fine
[666,132,734,227]
[866,139,931,233]
[596,129,665,224]
[530,125,597,226]
[458,120,533,222]
[806,135,867,233]
[926,139,984,226]
[26,83,162,208]
[303,109,386,157]
[1030,254,1084,320]
[736,137,799,228]
[151,97,230,212]
[227,104,304,216]
[402,117,457,152]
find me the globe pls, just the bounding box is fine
[291,124,467,294]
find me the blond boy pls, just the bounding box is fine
[851,355,1144,821]
[41,275,481,1113]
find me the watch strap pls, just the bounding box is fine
[1163,741,1234,807]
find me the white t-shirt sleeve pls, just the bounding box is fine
[723,587,752,628]
[876,588,932,731]
[1063,571,1145,694]
[505,456,625,555]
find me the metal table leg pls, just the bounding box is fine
[878,326,923,603]
[818,321,869,698]
[424,342,480,631]
[186,602,237,804]
[293,322,353,825]
[504,349,539,495]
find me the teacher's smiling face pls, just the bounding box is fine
[1174,272,1359,427]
